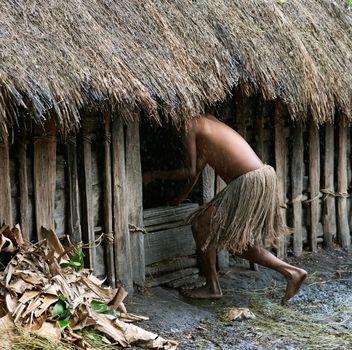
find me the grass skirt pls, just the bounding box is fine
[188,165,290,254]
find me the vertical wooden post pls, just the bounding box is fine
[80,118,96,269]
[112,118,133,292]
[235,93,247,140]
[33,120,56,239]
[337,120,350,250]
[202,165,215,204]
[275,102,286,258]
[66,137,82,244]
[291,124,304,256]
[0,137,12,227]
[323,124,336,249]
[309,118,320,253]
[18,140,29,240]
[126,120,145,288]
[103,115,116,287]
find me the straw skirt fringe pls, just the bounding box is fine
[188,165,290,254]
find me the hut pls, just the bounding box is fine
[0,0,351,291]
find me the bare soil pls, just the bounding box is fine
[127,249,352,350]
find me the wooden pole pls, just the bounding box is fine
[291,124,304,256]
[0,137,12,227]
[202,165,215,204]
[337,120,350,250]
[103,115,116,287]
[236,92,258,269]
[33,120,56,239]
[274,102,287,258]
[309,118,320,253]
[66,136,82,245]
[80,117,97,270]
[125,120,145,288]
[18,140,29,240]
[112,118,133,292]
[322,124,336,249]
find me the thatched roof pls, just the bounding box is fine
[0,0,351,134]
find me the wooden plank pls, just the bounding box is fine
[66,138,82,245]
[33,121,56,239]
[146,257,197,276]
[322,124,336,249]
[80,120,96,270]
[126,120,145,288]
[103,116,115,287]
[144,225,196,266]
[291,124,304,256]
[112,118,133,291]
[18,140,29,240]
[337,120,350,249]
[275,102,287,258]
[144,203,199,226]
[309,118,320,253]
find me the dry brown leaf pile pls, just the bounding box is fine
[0,225,177,350]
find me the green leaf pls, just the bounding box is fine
[58,319,70,329]
[52,301,65,317]
[60,249,85,272]
[91,300,109,314]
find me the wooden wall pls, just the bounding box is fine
[1,100,351,292]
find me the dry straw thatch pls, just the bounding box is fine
[0,0,351,135]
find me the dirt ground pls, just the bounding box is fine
[127,249,352,350]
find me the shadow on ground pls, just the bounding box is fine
[127,249,352,350]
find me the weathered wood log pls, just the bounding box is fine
[309,118,320,253]
[33,121,56,239]
[66,137,82,245]
[144,225,196,266]
[322,124,336,249]
[80,118,96,270]
[0,137,12,227]
[291,124,304,256]
[103,115,115,287]
[126,120,145,288]
[112,118,133,291]
[18,140,29,240]
[275,102,287,258]
[337,120,350,250]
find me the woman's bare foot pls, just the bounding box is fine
[281,268,307,305]
[180,286,223,300]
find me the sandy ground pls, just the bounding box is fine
[127,249,352,350]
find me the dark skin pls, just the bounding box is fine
[144,115,307,304]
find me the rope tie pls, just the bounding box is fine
[81,134,96,144]
[103,232,114,244]
[33,135,56,143]
[321,188,350,199]
[63,135,77,145]
[290,194,307,203]
[104,131,111,144]
[129,224,147,234]
[303,193,320,204]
